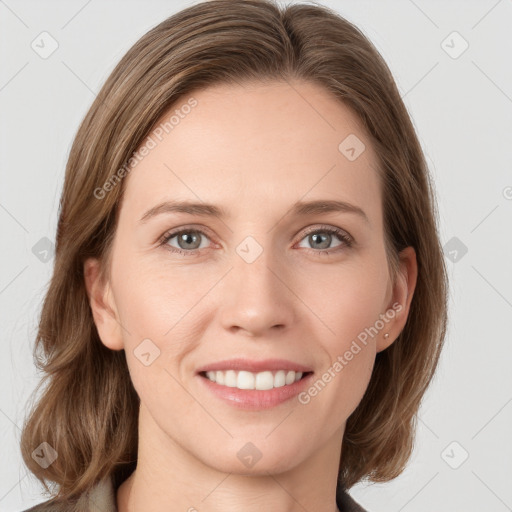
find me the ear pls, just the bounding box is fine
[84,257,124,351]
[376,246,418,353]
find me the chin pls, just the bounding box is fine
[198,438,306,476]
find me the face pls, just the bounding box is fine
[85,80,416,476]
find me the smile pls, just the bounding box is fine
[202,369,309,390]
[197,370,314,410]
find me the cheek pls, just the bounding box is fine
[296,254,389,346]
[286,264,386,422]
[111,254,214,395]
[113,250,207,341]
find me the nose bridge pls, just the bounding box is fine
[219,234,296,335]
[236,239,280,294]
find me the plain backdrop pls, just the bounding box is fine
[1,1,511,511]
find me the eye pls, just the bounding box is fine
[160,228,212,256]
[296,225,353,255]
[159,224,353,257]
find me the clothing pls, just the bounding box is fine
[23,475,368,511]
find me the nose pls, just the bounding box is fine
[218,241,298,338]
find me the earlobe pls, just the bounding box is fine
[376,246,418,352]
[83,257,124,351]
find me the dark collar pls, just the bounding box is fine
[336,485,368,511]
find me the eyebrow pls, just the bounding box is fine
[139,199,369,224]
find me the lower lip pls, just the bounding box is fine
[197,372,314,410]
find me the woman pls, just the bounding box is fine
[20,1,448,511]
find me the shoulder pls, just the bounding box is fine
[22,503,59,512]
[21,476,117,512]
[337,487,369,512]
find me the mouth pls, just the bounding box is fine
[195,358,315,409]
[199,369,314,391]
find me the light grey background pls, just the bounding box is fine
[1,0,511,511]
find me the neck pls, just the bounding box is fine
[117,403,343,512]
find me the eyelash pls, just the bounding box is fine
[158,225,353,257]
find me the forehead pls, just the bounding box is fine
[119,80,382,225]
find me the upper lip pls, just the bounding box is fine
[196,358,313,374]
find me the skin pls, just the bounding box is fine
[84,79,417,512]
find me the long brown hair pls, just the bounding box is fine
[20,0,448,506]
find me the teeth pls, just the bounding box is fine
[204,369,304,390]
[224,370,237,387]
